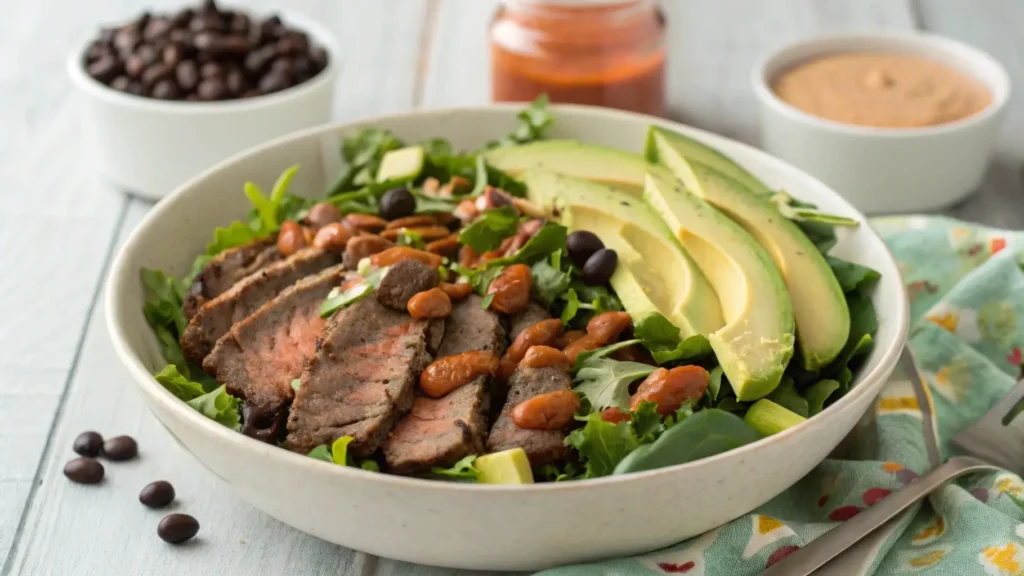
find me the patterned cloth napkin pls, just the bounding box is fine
[540,216,1024,576]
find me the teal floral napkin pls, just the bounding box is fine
[540,216,1024,576]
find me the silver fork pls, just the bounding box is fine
[762,347,1024,576]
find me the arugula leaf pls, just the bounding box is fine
[186,384,241,430]
[715,397,747,414]
[423,153,527,198]
[612,409,760,475]
[483,222,567,268]
[470,155,489,196]
[559,288,581,324]
[395,228,426,249]
[488,94,553,149]
[320,281,373,318]
[327,129,404,196]
[458,206,519,253]
[243,164,300,234]
[632,313,712,364]
[766,377,809,418]
[140,268,191,374]
[565,412,641,478]
[530,252,572,307]
[430,455,480,482]
[360,460,381,472]
[413,192,458,214]
[307,445,332,462]
[572,339,642,371]
[453,264,505,296]
[574,357,656,411]
[770,192,859,228]
[481,292,496,309]
[291,378,301,391]
[827,257,881,295]
[419,138,453,157]
[206,220,261,256]
[538,462,580,482]
[331,436,354,466]
[804,379,841,416]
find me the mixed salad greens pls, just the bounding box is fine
[141,96,881,483]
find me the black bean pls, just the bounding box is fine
[292,56,314,81]
[379,188,417,220]
[275,34,307,56]
[87,56,122,83]
[143,17,173,41]
[140,63,171,88]
[213,35,252,57]
[581,248,618,286]
[189,13,223,33]
[168,28,192,45]
[196,78,226,101]
[134,11,152,32]
[309,46,328,70]
[567,230,605,268]
[103,435,138,461]
[158,513,199,544]
[85,41,112,63]
[151,79,181,100]
[171,8,193,28]
[257,71,289,94]
[125,81,144,95]
[192,31,217,52]
[162,43,183,67]
[175,60,199,91]
[243,46,274,75]
[230,14,250,35]
[64,457,104,484]
[73,431,104,457]
[225,68,246,96]
[139,480,175,508]
[199,61,223,79]
[113,28,141,54]
[200,0,219,14]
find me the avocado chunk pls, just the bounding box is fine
[643,169,795,400]
[522,168,723,339]
[475,448,534,484]
[376,145,425,183]
[484,140,647,196]
[644,126,769,195]
[649,127,850,370]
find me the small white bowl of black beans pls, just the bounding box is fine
[68,0,340,200]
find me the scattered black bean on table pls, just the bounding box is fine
[73,431,104,457]
[581,248,618,286]
[64,457,105,484]
[567,230,605,268]
[83,0,329,101]
[158,513,200,544]
[378,187,417,221]
[103,435,139,461]
[140,480,176,508]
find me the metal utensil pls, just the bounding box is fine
[762,347,1024,576]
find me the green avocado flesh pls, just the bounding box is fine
[522,168,723,339]
[643,168,795,400]
[648,127,850,370]
[484,140,647,196]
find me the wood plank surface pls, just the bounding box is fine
[915,0,1024,227]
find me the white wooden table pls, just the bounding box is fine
[2,1,1021,574]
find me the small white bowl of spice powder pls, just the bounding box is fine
[752,32,1010,213]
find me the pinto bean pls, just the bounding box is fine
[370,246,443,268]
[555,330,586,349]
[486,263,532,314]
[426,234,460,258]
[586,311,633,345]
[507,319,563,362]
[344,213,388,233]
[512,390,580,430]
[420,351,500,398]
[630,366,709,415]
[600,407,632,424]
[562,334,603,364]
[459,244,479,268]
[439,282,472,300]
[520,345,569,370]
[384,215,437,230]
[276,221,306,256]
[407,287,452,319]
[306,202,342,227]
[497,353,519,382]
[312,222,352,253]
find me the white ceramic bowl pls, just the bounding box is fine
[68,11,340,201]
[105,104,909,571]
[753,32,1010,214]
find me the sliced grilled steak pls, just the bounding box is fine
[183,236,281,319]
[181,247,339,366]
[342,235,394,270]
[487,366,572,467]
[508,302,551,340]
[383,295,507,473]
[374,259,439,311]
[285,297,444,456]
[202,264,350,442]
[383,382,489,474]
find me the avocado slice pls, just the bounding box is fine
[475,448,534,484]
[649,128,850,370]
[644,126,769,195]
[643,169,795,400]
[484,140,647,196]
[522,168,723,339]
[376,145,425,183]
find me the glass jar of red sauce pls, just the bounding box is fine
[490,0,666,117]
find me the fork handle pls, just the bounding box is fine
[760,456,995,576]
